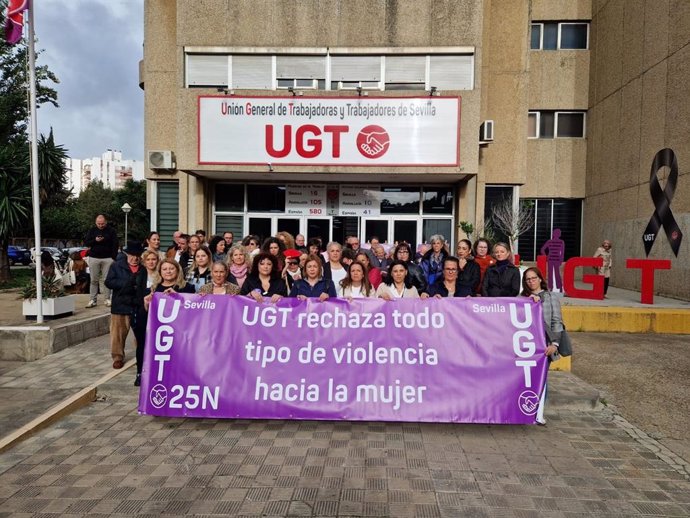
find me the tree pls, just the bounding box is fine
[0,143,31,281]
[0,8,61,281]
[0,15,59,145]
[37,128,71,207]
[489,197,534,253]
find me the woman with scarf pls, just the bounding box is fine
[472,238,495,295]
[482,242,520,297]
[226,243,250,289]
[208,235,227,263]
[420,234,448,286]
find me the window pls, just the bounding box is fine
[518,198,582,261]
[247,185,285,212]
[422,187,453,214]
[276,55,325,90]
[186,54,228,87]
[186,50,475,91]
[528,111,586,138]
[429,55,473,90]
[215,184,244,212]
[385,56,426,90]
[531,22,589,50]
[331,55,381,89]
[230,55,272,89]
[380,187,421,214]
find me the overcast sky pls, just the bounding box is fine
[34,0,144,160]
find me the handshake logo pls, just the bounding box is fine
[356,125,390,159]
[150,384,168,409]
[518,390,540,416]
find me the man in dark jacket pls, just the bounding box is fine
[105,241,143,370]
[84,214,119,308]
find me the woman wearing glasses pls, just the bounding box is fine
[521,266,562,425]
[422,256,477,298]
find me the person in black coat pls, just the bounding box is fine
[84,214,119,307]
[422,256,477,298]
[482,242,521,297]
[104,241,143,370]
[455,239,481,295]
[392,243,427,293]
[240,252,288,302]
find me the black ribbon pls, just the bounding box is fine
[643,148,683,257]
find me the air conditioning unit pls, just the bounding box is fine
[148,150,175,169]
[480,120,494,142]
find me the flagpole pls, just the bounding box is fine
[27,2,43,323]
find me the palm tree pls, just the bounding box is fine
[0,143,31,282]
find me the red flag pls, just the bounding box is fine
[4,0,29,45]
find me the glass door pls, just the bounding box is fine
[306,218,331,243]
[362,218,389,247]
[393,219,418,250]
[277,218,300,237]
[248,217,272,243]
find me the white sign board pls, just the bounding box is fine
[339,184,381,216]
[199,96,460,166]
[285,184,327,216]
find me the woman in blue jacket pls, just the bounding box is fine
[289,254,336,301]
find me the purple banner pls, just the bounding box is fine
[138,294,549,424]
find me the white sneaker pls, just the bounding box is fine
[104,299,111,307]
[85,300,97,308]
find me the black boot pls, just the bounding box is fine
[134,373,141,387]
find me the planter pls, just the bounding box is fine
[22,295,75,320]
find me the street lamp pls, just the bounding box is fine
[121,203,132,244]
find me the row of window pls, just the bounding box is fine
[528,111,586,139]
[186,53,474,91]
[530,22,589,50]
[215,185,453,215]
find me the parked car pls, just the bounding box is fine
[30,247,67,269]
[62,246,88,259]
[8,246,31,266]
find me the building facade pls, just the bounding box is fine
[141,0,688,299]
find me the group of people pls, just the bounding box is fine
[100,224,573,394]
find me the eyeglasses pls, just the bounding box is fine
[398,250,410,254]
[525,277,540,281]
[288,261,299,266]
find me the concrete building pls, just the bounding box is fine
[141,0,689,299]
[64,149,145,194]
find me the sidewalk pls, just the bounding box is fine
[0,334,688,516]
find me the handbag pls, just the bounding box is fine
[558,327,573,357]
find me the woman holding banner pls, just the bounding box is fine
[422,256,477,298]
[338,261,376,299]
[521,266,561,425]
[289,255,337,301]
[376,260,420,300]
[240,252,287,303]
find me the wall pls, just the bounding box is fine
[585,0,690,299]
